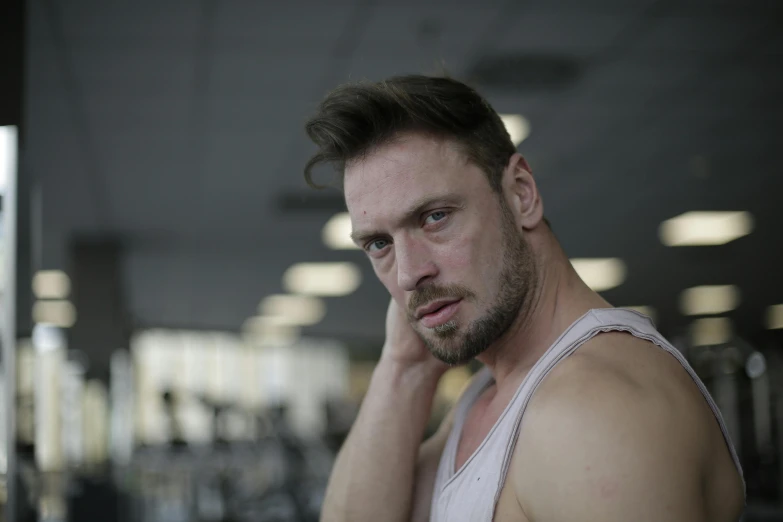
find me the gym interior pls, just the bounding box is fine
[1,0,782,520]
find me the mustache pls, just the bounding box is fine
[407,284,476,317]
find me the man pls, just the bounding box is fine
[304,75,745,521]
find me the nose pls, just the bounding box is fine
[395,234,438,292]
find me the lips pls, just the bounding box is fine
[417,299,462,329]
[416,299,460,319]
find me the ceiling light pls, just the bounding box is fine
[242,316,300,346]
[659,211,753,246]
[258,294,326,326]
[32,270,71,299]
[283,262,361,296]
[767,304,783,330]
[680,285,740,316]
[690,317,732,347]
[322,212,359,250]
[499,114,531,146]
[623,306,656,322]
[570,258,626,292]
[32,300,77,328]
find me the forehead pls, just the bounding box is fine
[343,134,483,218]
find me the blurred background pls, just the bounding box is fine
[0,0,782,520]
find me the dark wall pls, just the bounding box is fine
[68,239,130,384]
[0,0,24,129]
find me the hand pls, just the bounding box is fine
[381,298,450,374]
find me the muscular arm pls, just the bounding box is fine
[320,357,448,522]
[513,345,712,522]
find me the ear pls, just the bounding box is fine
[503,153,544,230]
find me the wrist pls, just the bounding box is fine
[376,353,448,386]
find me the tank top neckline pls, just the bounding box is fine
[430,307,745,521]
[444,307,642,482]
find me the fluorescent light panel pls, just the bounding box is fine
[690,317,732,346]
[570,258,626,292]
[33,300,77,328]
[767,304,783,330]
[624,306,656,322]
[659,211,753,246]
[323,213,359,250]
[258,294,326,326]
[680,285,740,316]
[283,262,361,296]
[33,270,71,299]
[499,114,531,146]
[242,316,300,345]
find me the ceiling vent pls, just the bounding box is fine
[466,53,582,92]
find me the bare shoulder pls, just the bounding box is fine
[511,332,718,522]
[527,331,713,423]
[521,332,715,430]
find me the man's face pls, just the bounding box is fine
[344,133,535,365]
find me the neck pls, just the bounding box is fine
[476,232,611,390]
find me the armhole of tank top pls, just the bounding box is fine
[579,314,745,494]
[491,313,708,507]
[642,336,747,493]
[442,367,495,481]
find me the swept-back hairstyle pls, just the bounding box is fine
[303,75,517,192]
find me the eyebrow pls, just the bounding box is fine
[350,193,460,246]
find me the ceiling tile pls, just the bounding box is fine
[633,14,766,53]
[491,8,633,58]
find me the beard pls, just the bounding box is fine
[407,202,536,366]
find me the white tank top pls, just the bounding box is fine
[429,308,745,521]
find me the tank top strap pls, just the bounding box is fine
[491,308,625,496]
[590,308,745,492]
[437,365,494,484]
[494,307,745,503]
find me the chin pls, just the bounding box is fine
[430,347,478,367]
[426,333,486,367]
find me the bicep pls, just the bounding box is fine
[410,407,455,522]
[515,381,707,521]
[525,456,707,522]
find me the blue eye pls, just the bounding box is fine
[367,238,389,252]
[424,211,447,224]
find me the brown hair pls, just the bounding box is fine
[303,75,518,193]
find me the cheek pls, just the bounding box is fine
[436,223,498,274]
[372,258,405,301]
[436,237,473,273]
[435,225,505,294]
